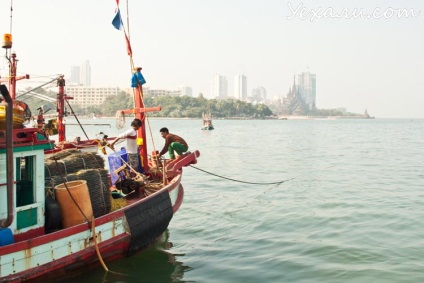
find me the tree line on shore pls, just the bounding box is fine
[25,91,274,119]
[21,89,365,119]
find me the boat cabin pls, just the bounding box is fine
[0,128,53,243]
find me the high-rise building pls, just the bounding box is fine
[234,74,247,101]
[211,74,228,99]
[297,71,316,110]
[79,60,91,86]
[69,66,80,85]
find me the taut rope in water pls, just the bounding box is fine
[189,165,295,185]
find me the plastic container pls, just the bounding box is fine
[108,147,128,185]
[54,180,93,228]
[0,228,14,246]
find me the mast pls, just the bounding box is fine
[134,85,148,172]
[0,51,30,100]
[119,84,161,172]
[57,76,66,142]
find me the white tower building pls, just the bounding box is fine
[234,74,247,101]
[211,74,228,99]
[79,60,91,87]
[297,71,316,110]
[69,66,80,85]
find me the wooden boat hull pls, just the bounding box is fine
[0,179,184,283]
[201,125,214,130]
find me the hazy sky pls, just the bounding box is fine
[0,0,423,118]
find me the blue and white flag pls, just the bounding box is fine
[112,9,123,30]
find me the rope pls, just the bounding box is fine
[189,165,295,185]
[97,169,107,215]
[65,99,90,140]
[91,216,109,272]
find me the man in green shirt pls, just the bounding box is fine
[158,127,188,160]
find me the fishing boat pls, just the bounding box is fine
[201,112,214,130]
[0,4,200,283]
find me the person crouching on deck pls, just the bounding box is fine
[110,118,143,173]
[158,127,188,160]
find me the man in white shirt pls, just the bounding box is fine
[110,118,142,174]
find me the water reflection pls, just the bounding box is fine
[59,230,191,283]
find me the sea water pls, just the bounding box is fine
[58,117,424,283]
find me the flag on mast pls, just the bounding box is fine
[112,0,132,56]
[112,9,123,30]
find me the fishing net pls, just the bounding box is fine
[144,182,163,196]
[47,149,80,160]
[45,150,111,217]
[45,151,105,177]
[46,169,111,218]
[115,111,125,130]
[75,169,111,217]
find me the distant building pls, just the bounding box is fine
[68,60,91,86]
[280,71,317,115]
[144,88,183,97]
[69,66,80,85]
[79,60,91,86]
[297,71,316,110]
[178,85,193,97]
[234,74,247,101]
[211,74,228,99]
[251,86,267,102]
[281,76,307,115]
[66,86,120,108]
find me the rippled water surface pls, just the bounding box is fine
[60,118,424,283]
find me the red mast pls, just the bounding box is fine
[0,52,30,100]
[57,76,66,142]
[119,84,161,172]
[119,86,160,172]
[134,86,148,172]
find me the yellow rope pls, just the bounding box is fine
[91,216,109,272]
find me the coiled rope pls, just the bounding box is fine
[189,165,295,185]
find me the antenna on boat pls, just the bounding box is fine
[2,0,14,49]
[2,0,13,66]
[9,0,14,35]
[2,0,13,50]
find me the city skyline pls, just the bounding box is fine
[0,1,423,118]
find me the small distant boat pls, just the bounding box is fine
[201,112,214,130]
